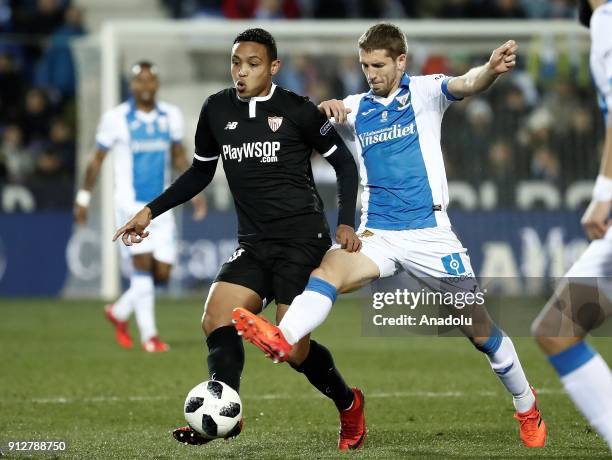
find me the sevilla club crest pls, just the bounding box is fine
[268,116,283,132]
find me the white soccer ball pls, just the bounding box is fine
[183,380,243,439]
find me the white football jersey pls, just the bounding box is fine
[95,99,184,206]
[590,1,612,125]
[333,73,459,231]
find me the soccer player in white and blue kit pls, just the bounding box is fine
[74,61,206,352]
[234,23,547,447]
[532,0,612,451]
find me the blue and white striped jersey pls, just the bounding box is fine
[95,99,184,206]
[334,73,460,231]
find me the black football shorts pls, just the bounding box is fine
[214,237,331,306]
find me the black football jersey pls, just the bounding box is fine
[194,84,345,241]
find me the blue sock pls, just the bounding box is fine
[548,341,596,377]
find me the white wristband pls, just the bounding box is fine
[593,175,612,202]
[75,189,92,207]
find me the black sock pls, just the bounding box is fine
[291,340,354,411]
[206,326,244,393]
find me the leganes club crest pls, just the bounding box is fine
[268,116,283,132]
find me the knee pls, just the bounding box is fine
[154,267,171,284]
[311,266,333,283]
[202,302,229,336]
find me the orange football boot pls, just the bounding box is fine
[514,386,547,447]
[104,304,132,349]
[231,307,292,363]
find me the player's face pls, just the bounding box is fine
[231,42,280,98]
[130,68,159,105]
[359,49,406,97]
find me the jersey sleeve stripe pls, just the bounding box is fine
[441,78,463,101]
[322,145,338,158]
[194,153,219,161]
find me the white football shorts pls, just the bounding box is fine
[566,227,612,278]
[334,225,477,293]
[115,202,177,265]
[564,226,612,305]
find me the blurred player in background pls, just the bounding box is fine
[113,29,367,450]
[532,0,612,451]
[235,23,548,448]
[74,61,206,352]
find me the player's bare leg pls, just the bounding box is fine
[153,259,172,285]
[173,281,261,445]
[533,280,612,449]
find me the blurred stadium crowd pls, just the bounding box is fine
[0,0,84,210]
[162,0,577,20]
[0,0,602,213]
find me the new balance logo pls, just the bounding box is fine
[228,248,244,262]
[224,122,238,130]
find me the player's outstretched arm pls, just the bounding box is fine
[581,121,612,240]
[112,206,152,246]
[146,157,217,221]
[74,148,107,224]
[447,40,518,99]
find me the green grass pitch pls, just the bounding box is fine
[0,298,610,458]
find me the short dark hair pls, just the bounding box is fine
[233,28,278,61]
[358,23,407,60]
[577,0,593,28]
[131,60,158,77]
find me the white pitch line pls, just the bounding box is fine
[27,389,566,405]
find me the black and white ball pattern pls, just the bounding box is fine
[184,380,242,439]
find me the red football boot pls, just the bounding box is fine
[338,387,367,450]
[142,336,170,353]
[104,304,132,349]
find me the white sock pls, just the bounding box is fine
[278,278,336,345]
[131,272,156,343]
[478,329,535,413]
[551,343,612,449]
[112,289,135,321]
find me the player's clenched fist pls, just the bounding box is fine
[581,200,611,241]
[113,206,152,246]
[336,224,361,253]
[319,99,351,124]
[488,40,518,75]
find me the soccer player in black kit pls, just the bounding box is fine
[113,29,367,450]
